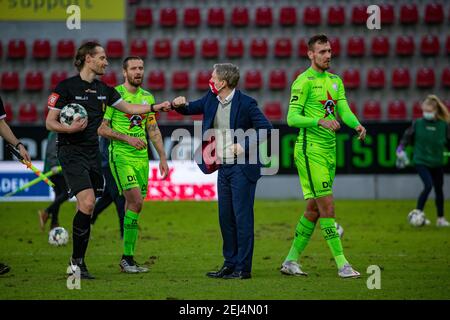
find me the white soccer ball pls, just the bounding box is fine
[335,222,344,238]
[48,227,69,246]
[407,209,426,227]
[59,103,87,126]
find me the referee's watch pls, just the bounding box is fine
[150,104,155,113]
[15,142,24,149]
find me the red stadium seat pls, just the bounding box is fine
[400,4,418,25]
[1,71,19,91]
[129,39,148,58]
[177,39,195,59]
[7,39,26,59]
[347,36,365,57]
[416,67,435,88]
[446,36,450,55]
[349,102,358,116]
[231,7,249,27]
[56,39,75,59]
[395,36,415,56]
[351,4,367,25]
[327,5,345,25]
[255,7,273,27]
[441,67,450,88]
[292,68,305,81]
[18,103,38,123]
[172,71,189,90]
[159,8,177,27]
[106,39,124,59]
[226,38,244,58]
[166,110,184,121]
[279,7,296,26]
[244,70,263,90]
[3,101,13,122]
[367,68,385,89]
[250,38,268,58]
[25,71,44,91]
[380,3,394,25]
[269,69,287,90]
[201,39,219,58]
[342,68,361,89]
[134,7,152,27]
[371,36,390,57]
[424,3,444,24]
[196,70,211,91]
[32,39,51,59]
[153,39,171,59]
[263,102,282,121]
[147,70,165,91]
[412,101,422,119]
[101,71,117,87]
[274,38,292,58]
[297,38,308,57]
[50,71,68,90]
[207,7,225,27]
[392,68,411,89]
[303,6,321,25]
[329,36,341,57]
[363,100,382,120]
[420,35,440,56]
[388,100,407,120]
[183,7,200,27]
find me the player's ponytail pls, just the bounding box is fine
[74,41,101,72]
[424,95,450,123]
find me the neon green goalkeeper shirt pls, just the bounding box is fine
[287,67,360,149]
[103,84,156,159]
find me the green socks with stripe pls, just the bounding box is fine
[319,218,348,269]
[123,210,139,257]
[285,215,316,262]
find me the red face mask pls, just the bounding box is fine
[209,79,221,95]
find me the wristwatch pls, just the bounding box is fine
[15,142,24,149]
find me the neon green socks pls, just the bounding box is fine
[123,210,139,257]
[320,217,348,269]
[285,215,316,262]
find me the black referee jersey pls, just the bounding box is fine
[47,75,122,147]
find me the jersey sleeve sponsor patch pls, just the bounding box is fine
[48,93,60,108]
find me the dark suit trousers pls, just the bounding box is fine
[217,164,257,273]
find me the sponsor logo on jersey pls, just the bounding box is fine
[48,93,60,107]
[75,96,88,100]
[125,113,147,129]
[319,91,337,118]
[332,83,338,92]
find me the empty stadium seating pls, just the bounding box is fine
[134,7,152,28]
[244,70,263,90]
[279,7,296,26]
[7,39,26,59]
[172,71,189,90]
[106,39,125,59]
[363,100,382,120]
[1,71,20,91]
[226,38,244,59]
[387,100,407,120]
[147,70,165,91]
[183,8,200,27]
[178,39,195,59]
[18,103,38,123]
[231,7,249,27]
[263,101,283,121]
[25,71,44,91]
[391,68,411,89]
[32,39,51,59]
[56,39,75,59]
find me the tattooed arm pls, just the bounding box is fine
[146,115,169,179]
[97,118,147,150]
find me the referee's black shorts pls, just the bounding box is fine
[58,145,104,198]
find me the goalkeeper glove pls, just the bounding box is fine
[396,146,410,169]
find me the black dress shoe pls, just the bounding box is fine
[222,271,252,280]
[206,266,234,278]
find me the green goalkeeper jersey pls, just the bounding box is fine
[287,67,360,149]
[104,84,156,159]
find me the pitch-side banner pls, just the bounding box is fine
[2,122,449,175]
[0,161,218,202]
[0,0,125,21]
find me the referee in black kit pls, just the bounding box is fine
[45,42,171,279]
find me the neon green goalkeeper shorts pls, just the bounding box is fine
[294,142,336,200]
[109,154,149,198]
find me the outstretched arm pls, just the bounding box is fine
[0,119,31,162]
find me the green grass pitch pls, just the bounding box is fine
[0,200,449,300]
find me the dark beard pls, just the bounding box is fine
[127,76,142,87]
